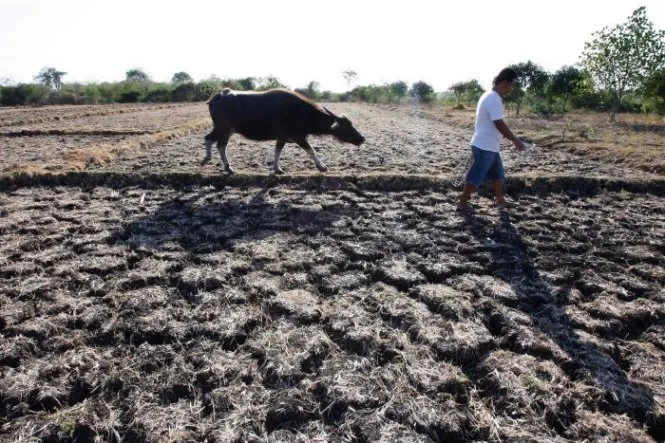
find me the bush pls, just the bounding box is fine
[143,87,172,103]
[237,77,255,91]
[0,86,25,106]
[80,84,102,104]
[411,81,435,103]
[118,91,142,103]
[348,85,393,103]
[641,97,665,115]
[389,81,408,98]
[570,90,609,111]
[532,100,564,119]
[172,82,197,102]
[47,91,82,105]
[97,83,118,103]
[0,84,51,106]
[195,81,219,101]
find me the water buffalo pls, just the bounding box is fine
[203,88,365,174]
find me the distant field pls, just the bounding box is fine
[391,104,665,175]
[1,103,664,442]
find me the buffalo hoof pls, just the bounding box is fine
[316,163,328,173]
[201,156,211,165]
[274,168,286,175]
[225,167,236,175]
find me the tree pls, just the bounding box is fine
[342,70,358,91]
[295,81,320,99]
[642,68,665,114]
[256,76,286,90]
[34,67,67,89]
[389,81,408,98]
[172,82,197,102]
[581,6,665,121]
[549,66,586,111]
[463,79,484,105]
[126,68,150,82]
[237,77,255,91]
[506,61,549,114]
[411,81,435,103]
[194,80,219,101]
[171,72,193,83]
[449,81,467,106]
[643,68,665,98]
[448,79,485,107]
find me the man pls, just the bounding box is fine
[458,68,525,210]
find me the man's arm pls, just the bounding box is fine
[494,119,525,150]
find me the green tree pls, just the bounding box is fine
[449,81,467,106]
[506,61,549,114]
[171,72,193,83]
[410,81,435,103]
[172,82,196,101]
[389,81,408,98]
[34,67,67,89]
[237,77,255,90]
[641,68,665,114]
[194,80,219,101]
[549,66,586,111]
[126,68,150,82]
[643,68,665,98]
[581,6,665,121]
[449,79,485,106]
[463,79,484,105]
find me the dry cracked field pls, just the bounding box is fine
[1,102,664,443]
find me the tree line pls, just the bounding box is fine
[1,7,663,120]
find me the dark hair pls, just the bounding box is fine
[493,68,518,85]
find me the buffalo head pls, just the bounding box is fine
[324,107,365,146]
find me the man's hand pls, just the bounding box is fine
[494,119,527,151]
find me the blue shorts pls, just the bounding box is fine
[465,146,505,187]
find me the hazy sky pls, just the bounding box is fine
[1,0,664,92]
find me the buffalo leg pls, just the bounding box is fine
[202,129,216,164]
[296,139,327,172]
[273,140,286,174]
[216,132,235,174]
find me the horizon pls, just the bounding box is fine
[1,0,664,93]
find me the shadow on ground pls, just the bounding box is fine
[460,208,663,440]
[110,187,352,254]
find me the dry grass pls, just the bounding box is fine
[0,103,188,129]
[0,117,211,174]
[64,117,210,168]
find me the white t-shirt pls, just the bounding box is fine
[470,90,504,152]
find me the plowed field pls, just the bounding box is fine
[1,102,664,442]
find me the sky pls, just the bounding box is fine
[1,0,664,92]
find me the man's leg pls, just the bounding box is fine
[459,184,476,206]
[491,179,507,207]
[458,147,491,207]
[488,153,507,208]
